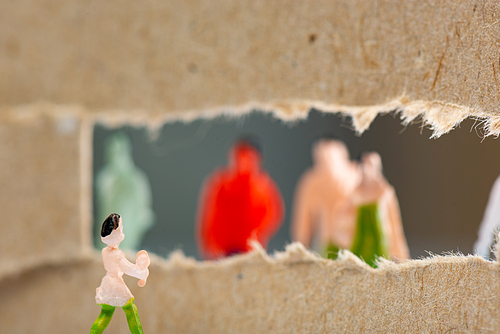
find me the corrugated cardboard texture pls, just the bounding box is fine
[1,0,500,136]
[0,105,93,279]
[1,245,499,333]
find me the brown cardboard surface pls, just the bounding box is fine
[0,105,93,280]
[1,245,499,333]
[1,1,500,136]
[1,1,500,331]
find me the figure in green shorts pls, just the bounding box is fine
[349,153,399,267]
[91,213,151,334]
[322,153,391,265]
[291,139,410,265]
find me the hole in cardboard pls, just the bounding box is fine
[92,110,499,260]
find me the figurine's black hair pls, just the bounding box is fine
[101,213,120,238]
[237,134,263,154]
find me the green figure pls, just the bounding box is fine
[350,203,389,267]
[91,214,150,334]
[95,132,154,251]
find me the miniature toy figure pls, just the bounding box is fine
[474,174,500,259]
[91,213,150,334]
[349,152,392,267]
[196,138,284,259]
[291,139,360,257]
[95,133,155,251]
[291,139,409,265]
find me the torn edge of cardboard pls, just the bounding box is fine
[2,240,495,286]
[91,97,483,139]
[3,96,499,138]
[161,241,492,273]
[0,97,496,281]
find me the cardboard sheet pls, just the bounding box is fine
[1,1,500,331]
[0,105,93,280]
[1,245,499,333]
[1,1,500,136]
[2,107,497,332]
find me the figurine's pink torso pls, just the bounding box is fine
[300,169,358,248]
[95,247,133,307]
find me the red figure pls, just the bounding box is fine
[197,140,284,259]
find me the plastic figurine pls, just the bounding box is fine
[91,213,150,334]
[95,132,155,251]
[291,139,409,265]
[349,152,393,267]
[196,138,284,259]
[474,175,500,259]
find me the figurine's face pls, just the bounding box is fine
[230,142,261,174]
[361,152,383,173]
[312,140,361,194]
[314,140,358,172]
[105,133,133,166]
[101,217,125,247]
[354,151,386,203]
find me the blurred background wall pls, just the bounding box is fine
[93,110,500,259]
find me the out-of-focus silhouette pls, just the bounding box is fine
[196,139,284,259]
[95,132,155,251]
[474,175,500,259]
[291,139,409,264]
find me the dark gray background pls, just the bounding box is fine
[93,110,500,260]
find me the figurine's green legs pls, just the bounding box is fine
[122,298,144,334]
[90,298,144,334]
[90,304,115,334]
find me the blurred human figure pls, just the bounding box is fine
[196,138,284,259]
[291,140,360,255]
[474,175,500,259]
[349,152,409,266]
[291,139,409,262]
[95,132,155,251]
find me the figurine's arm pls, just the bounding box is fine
[135,170,155,228]
[196,171,225,259]
[291,173,315,248]
[119,254,149,282]
[252,176,285,248]
[385,187,410,261]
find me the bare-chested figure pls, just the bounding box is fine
[91,213,150,334]
[291,139,409,262]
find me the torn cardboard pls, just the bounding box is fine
[1,244,499,333]
[0,105,93,280]
[1,107,498,332]
[1,0,500,136]
[1,0,500,332]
